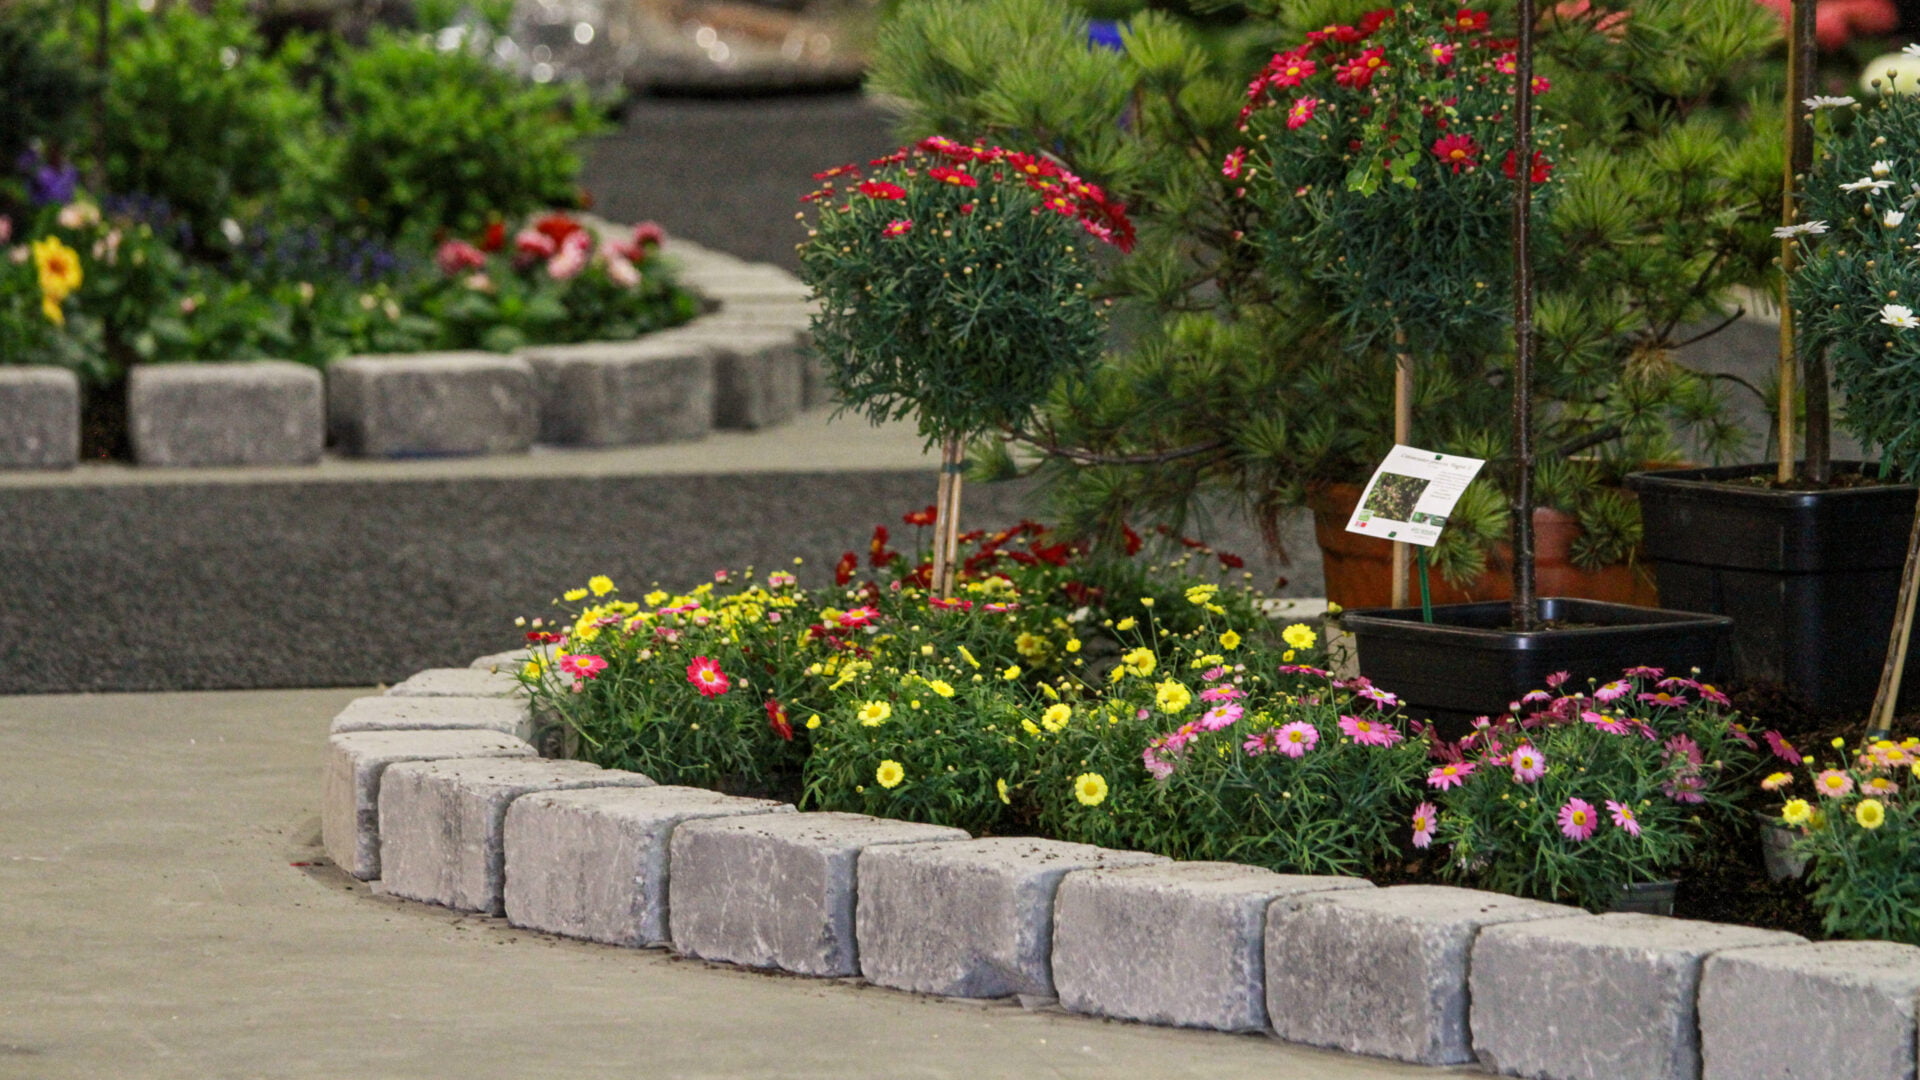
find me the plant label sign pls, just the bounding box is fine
[1346,445,1487,547]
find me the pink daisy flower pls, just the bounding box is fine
[1242,729,1276,756]
[1546,670,1571,689]
[557,653,608,680]
[1285,96,1320,130]
[1339,714,1403,747]
[1199,684,1245,703]
[1581,710,1629,735]
[1558,798,1598,841]
[1764,730,1803,765]
[1412,802,1438,848]
[882,219,914,237]
[1199,703,1245,732]
[686,655,731,697]
[1143,744,1175,780]
[1623,665,1665,680]
[1814,769,1855,799]
[1606,800,1641,838]
[1427,761,1476,790]
[1665,733,1703,767]
[1638,690,1689,708]
[1353,683,1401,709]
[837,606,879,628]
[1510,745,1546,783]
[1593,680,1630,703]
[1664,772,1707,804]
[1277,663,1332,678]
[1274,721,1320,758]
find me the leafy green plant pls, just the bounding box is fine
[0,2,94,175]
[1766,735,1920,945]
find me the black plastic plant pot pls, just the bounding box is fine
[1340,598,1732,733]
[1626,463,1920,713]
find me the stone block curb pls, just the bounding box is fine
[856,837,1168,999]
[385,667,524,699]
[1699,940,1920,1080]
[0,366,79,469]
[667,811,966,976]
[653,324,804,430]
[1472,912,1805,1080]
[1266,884,1587,1066]
[320,729,536,880]
[1053,862,1372,1032]
[128,360,324,467]
[377,757,654,914]
[516,337,716,447]
[503,785,794,947]
[329,695,535,743]
[327,352,538,458]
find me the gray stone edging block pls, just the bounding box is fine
[385,667,524,699]
[516,338,716,448]
[1052,862,1372,1032]
[329,694,534,743]
[127,360,324,467]
[502,785,793,946]
[377,757,654,914]
[470,649,534,672]
[1700,940,1920,1080]
[652,325,803,430]
[667,811,967,976]
[321,729,535,880]
[1472,912,1805,1080]
[0,365,79,469]
[855,837,1168,999]
[327,351,537,458]
[1266,884,1587,1066]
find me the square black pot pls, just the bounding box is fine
[1626,463,1919,711]
[1341,598,1732,730]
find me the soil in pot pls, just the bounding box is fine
[1309,482,1659,610]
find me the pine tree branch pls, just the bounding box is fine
[1005,427,1230,465]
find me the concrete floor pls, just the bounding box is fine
[0,688,1467,1080]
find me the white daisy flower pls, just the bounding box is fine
[1888,210,1908,227]
[1842,178,1897,193]
[1772,221,1830,238]
[1805,95,1859,109]
[1905,43,1920,57]
[1874,160,1897,177]
[1880,303,1918,328]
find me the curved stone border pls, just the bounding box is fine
[318,659,1920,1080]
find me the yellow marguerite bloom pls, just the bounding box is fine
[1121,647,1156,678]
[996,778,1011,805]
[1185,583,1219,605]
[1140,597,1156,608]
[1074,772,1108,807]
[1219,630,1242,651]
[1282,624,1318,650]
[857,701,892,726]
[875,760,905,789]
[1781,799,1813,826]
[1002,665,1021,680]
[805,715,822,730]
[40,293,64,325]
[33,236,81,300]
[1857,799,1887,830]
[1021,718,1043,736]
[644,589,669,607]
[1065,638,1082,653]
[1156,680,1192,713]
[1041,704,1072,732]
[563,588,589,602]
[928,679,955,698]
[958,645,981,669]
[1115,617,1137,632]
[1040,682,1059,701]
[1015,632,1048,658]
[588,575,615,596]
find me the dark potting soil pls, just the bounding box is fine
[1729,466,1896,492]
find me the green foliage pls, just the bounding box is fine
[317,29,605,238]
[1774,736,1920,945]
[1794,90,1920,481]
[797,142,1124,442]
[1430,669,1759,911]
[0,2,94,170]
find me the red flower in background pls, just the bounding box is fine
[533,213,584,245]
[928,165,980,189]
[903,505,938,527]
[480,220,507,252]
[858,180,907,201]
[869,525,899,568]
[1502,149,1554,183]
[834,551,859,586]
[1432,133,1481,173]
[1446,7,1490,34]
[765,699,794,741]
[686,656,731,697]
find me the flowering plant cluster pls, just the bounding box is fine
[1766,732,1920,945]
[1421,666,1760,911]
[797,136,1134,442]
[1237,2,1561,357]
[1790,64,1920,482]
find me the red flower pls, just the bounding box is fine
[479,220,507,252]
[869,148,910,167]
[1432,133,1481,172]
[686,656,731,697]
[1286,97,1320,130]
[1122,524,1143,556]
[882,219,914,237]
[632,221,666,250]
[1042,192,1077,216]
[1266,51,1317,88]
[764,699,794,741]
[918,135,975,160]
[1357,8,1394,34]
[903,505,938,527]
[436,239,487,276]
[928,596,973,611]
[857,180,907,200]
[1004,151,1059,180]
[1218,550,1246,570]
[1501,149,1554,183]
[1306,23,1364,46]
[533,213,584,245]
[1530,75,1551,95]
[869,525,899,568]
[927,165,979,189]
[1446,8,1490,34]
[1494,52,1518,74]
[834,551,859,586]
[1334,48,1388,89]
[1221,147,1247,180]
[813,162,862,180]
[839,605,880,628]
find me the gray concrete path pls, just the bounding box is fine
[0,688,1466,1080]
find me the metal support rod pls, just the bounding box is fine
[1509,0,1538,632]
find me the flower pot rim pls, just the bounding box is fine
[1626,461,1916,503]
[1339,597,1732,648]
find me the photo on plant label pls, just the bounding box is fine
[1360,472,1430,522]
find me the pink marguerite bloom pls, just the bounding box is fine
[1427,761,1476,790]
[1546,670,1571,688]
[1242,729,1275,756]
[1764,730,1803,766]
[1510,745,1546,783]
[1593,679,1630,703]
[1606,800,1641,838]
[1581,710,1629,735]
[1664,771,1707,804]
[557,653,608,680]
[436,239,488,275]
[1558,797,1598,841]
[1199,702,1245,732]
[547,231,591,280]
[1815,769,1855,798]
[1412,802,1438,848]
[1638,690,1689,708]
[515,228,558,258]
[602,251,642,288]
[1338,714,1403,747]
[882,219,914,237]
[1623,665,1665,680]
[686,655,731,697]
[1274,721,1320,758]
[837,605,880,628]
[1199,684,1244,703]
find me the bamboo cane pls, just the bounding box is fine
[1392,339,1414,609]
[1867,488,1920,738]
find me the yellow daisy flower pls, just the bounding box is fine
[875,760,905,789]
[1073,772,1108,807]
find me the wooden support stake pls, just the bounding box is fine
[1867,487,1920,738]
[1392,345,1414,609]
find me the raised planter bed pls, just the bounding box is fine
[128,360,324,467]
[0,366,80,469]
[315,661,1920,1080]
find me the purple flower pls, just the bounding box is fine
[18,149,77,206]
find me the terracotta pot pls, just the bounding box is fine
[1307,482,1660,610]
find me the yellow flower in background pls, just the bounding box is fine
[1282,624,1317,650]
[1219,630,1242,651]
[644,589,669,607]
[928,679,955,698]
[875,760,905,789]
[958,645,981,669]
[1015,632,1048,659]
[857,701,892,726]
[521,660,541,680]
[563,588,589,602]
[1021,718,1043,736]
[1039,682,1059,701]
[1140,597,1156,608]
[1156,680,1192,713]
[1781,799,1812,826]
[1857,799,1888,830]
[1065,638,1082,653]
[1121,647,1156,678]
[1116,617,1137,632]
[1184,583,1218,605]
[1041,703,1072,732]
[996,778,1011,805]
[1002,665,1021,680]
[588,575,615,596]
[1074,772,1109,807]
[33,236,81,300]
[805,715,821,730]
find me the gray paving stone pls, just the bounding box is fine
[1473,912,1804,1080]
[503,785,794,946]
[679,267,811,304]
[856,837,1168,999]
[1700,940,1920,1080]
[377,757,654,914]
[656,325,804,430]
[320,728,535,880]
[385,667,523,699]
[668,812,967,976]
[517,338,716,447]
[329,695,534,743]
[1266,884,1587,1066]
[1052,862,1372,1032]
[0,366,78,469]
[127,360,324,467]
[470,648,533,672]
[327,352,537,457]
